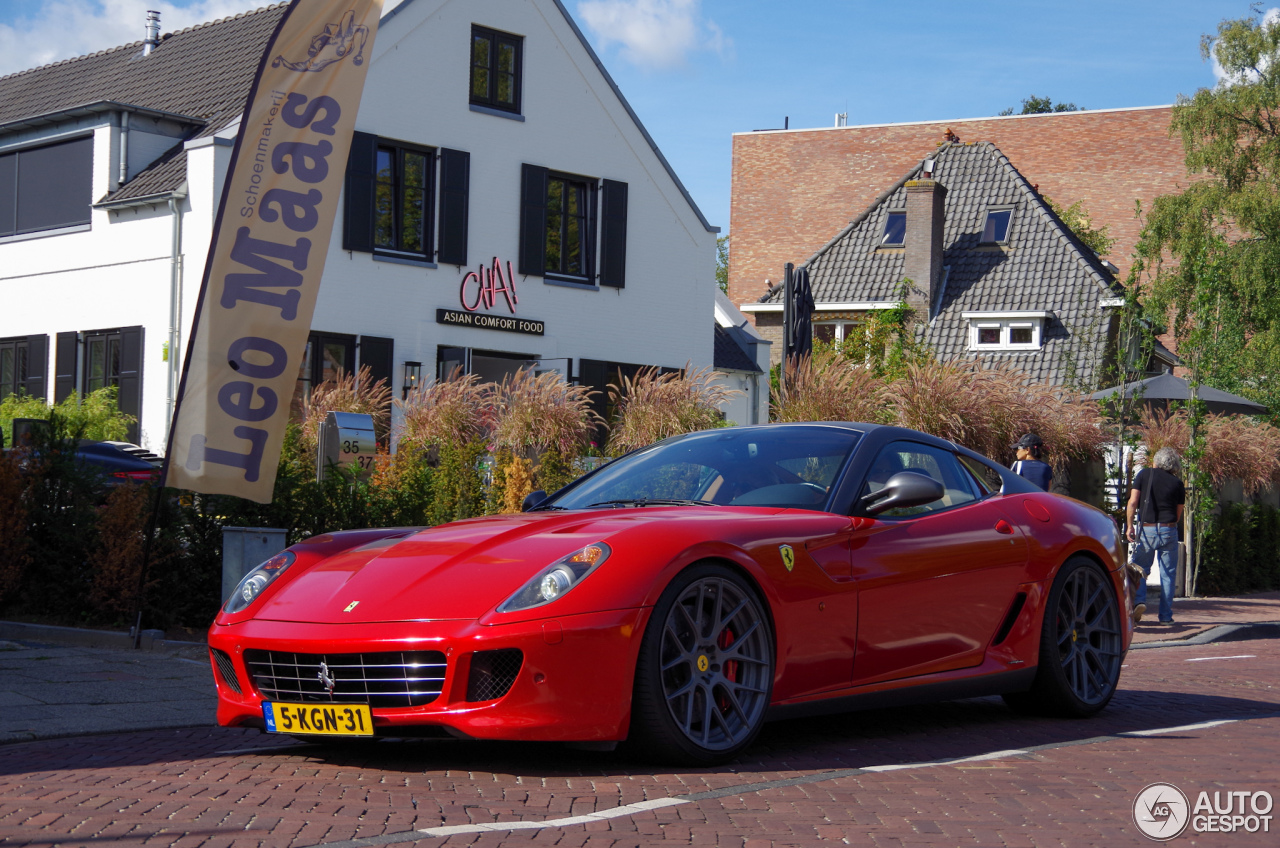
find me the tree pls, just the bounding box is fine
[1131,8,1280,594]
[715,234,729,293]
[1137,8,1280,418]
[1044,195,1116,257]
[998,95,1082,116]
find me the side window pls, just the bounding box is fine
[860,440,978,518]
[958,453,1004,496]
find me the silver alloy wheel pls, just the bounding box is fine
[1054,564,1122,705]
[658,576,772,751]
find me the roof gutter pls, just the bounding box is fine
[0,100,204,136]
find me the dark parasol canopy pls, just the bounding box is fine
[785,264,815,364]
[1089,372,1267,416]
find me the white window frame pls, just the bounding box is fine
[962,311,1048,351]
[813,319,864,343]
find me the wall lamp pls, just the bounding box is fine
[402,361,422,399]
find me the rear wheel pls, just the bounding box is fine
[629,564,774,765]
[1004,556,1123,717]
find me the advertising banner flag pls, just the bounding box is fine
[163,0,383,503]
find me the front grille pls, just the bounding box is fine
[211,648,242,694]
[244,649,446,708]
[466,648,523,702]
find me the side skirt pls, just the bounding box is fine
[765,667,1038,722]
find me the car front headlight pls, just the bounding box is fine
[224,551,296,613]
[499,542,611,613]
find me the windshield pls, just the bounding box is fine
[543,426,861,511]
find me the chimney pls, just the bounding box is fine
[902,179,947,320]
[143,10,161,56]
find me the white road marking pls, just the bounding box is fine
[303,713,1280,847]
[1120,719,1239,736]
[1184,654,1256,662]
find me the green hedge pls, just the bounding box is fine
[1198,502,1280,595]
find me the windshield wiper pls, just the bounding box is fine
[585,498,717,508]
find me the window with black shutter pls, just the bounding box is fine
[0,337,29,400]
[519,166,627,288]
[345,133,471,265]
[0,136,93,238]
[80,326,143,443]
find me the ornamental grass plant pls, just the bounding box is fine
[772,349,888,424]
[607,364,739,455]
[395,368,489,451]
[1136,406,1280,494]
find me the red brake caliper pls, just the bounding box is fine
[716,628,737,712]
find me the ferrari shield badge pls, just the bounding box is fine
[779,545,796,572]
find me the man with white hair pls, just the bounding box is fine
[1125,447,1185,624]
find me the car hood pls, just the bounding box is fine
[251,509,699,624]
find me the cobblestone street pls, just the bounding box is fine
[2,633,1277,847]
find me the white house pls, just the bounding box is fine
[0,0,718,451]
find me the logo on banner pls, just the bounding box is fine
[273,9,370,71]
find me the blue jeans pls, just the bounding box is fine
[1132,525,1178,622]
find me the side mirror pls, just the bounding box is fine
[521,490,548,512]
[859,472,945,516]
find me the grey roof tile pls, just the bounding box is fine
[765,142,1123,388]
[714,324,761,373]
[0,4,288,202]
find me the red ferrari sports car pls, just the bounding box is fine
[208,423,1131,764]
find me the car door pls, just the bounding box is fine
[848,440,1030,685]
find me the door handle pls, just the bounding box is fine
[995,519,1014,535]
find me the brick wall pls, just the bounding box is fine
[728,106,1187,317]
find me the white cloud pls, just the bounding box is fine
[1211,6,1280,85]
[0,0,408,78]
[576,0,728,70]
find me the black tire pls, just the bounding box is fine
[1004,556,1123,717]
[628,563,774,765]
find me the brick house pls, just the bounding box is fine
[727,106,1187,316]
[742,141,1176,388]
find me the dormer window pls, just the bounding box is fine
[880,211,906,245]
[981,208,1012,244]
[962,311,1048,350]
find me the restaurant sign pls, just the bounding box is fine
[437,309,545,336]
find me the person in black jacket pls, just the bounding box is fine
[1011,433,1053,491]
[1126,447,1185,624]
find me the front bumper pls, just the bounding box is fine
[207,607,650,742]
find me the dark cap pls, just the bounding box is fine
[1015,433,1044,449]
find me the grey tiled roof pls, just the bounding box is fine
[714,323,761,373]
[763,142,1124,388]
[0,4,288,203]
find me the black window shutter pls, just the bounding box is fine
[577,358,610,439]
[358,335,394,391]
[518,164,548,276]
[343,131,377,253]
[600,179,628,288]
[24,334,48,400]
[54,332,78,404]
[117,326,143,444]
[438,149,470,266]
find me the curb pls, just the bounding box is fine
[0,620,207,658]
[1130,621,1280,650]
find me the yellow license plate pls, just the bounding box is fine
[263,701,374,736]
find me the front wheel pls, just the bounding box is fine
[629,564,774,765]
[1004,556,1123,717]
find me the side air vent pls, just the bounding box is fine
[211,648,243,695]
[466,649,523,702]
[992,592,1028,646]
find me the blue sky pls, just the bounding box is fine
[0,0,1263,232]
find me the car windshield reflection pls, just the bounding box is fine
[543,426,862,512]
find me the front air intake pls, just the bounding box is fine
[211,648,242,694]
[466,649,523,702]
[244,649,447,708]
